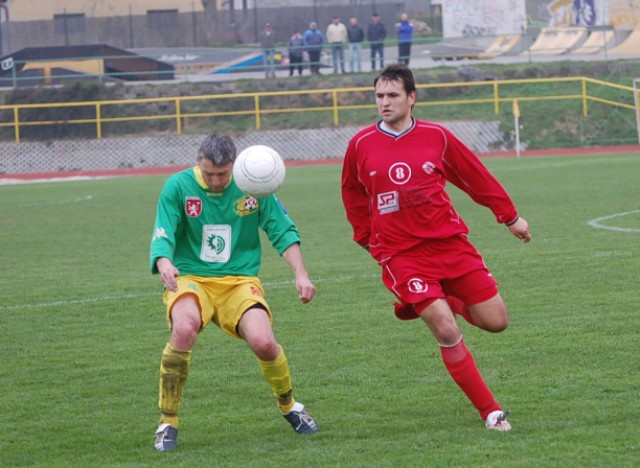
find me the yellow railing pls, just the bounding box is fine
[0,76,637,143]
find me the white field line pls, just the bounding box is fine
[1,249,632,312]
[587,209,640,233]
[0,273,380,311]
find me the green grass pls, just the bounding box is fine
[1,153,639,466]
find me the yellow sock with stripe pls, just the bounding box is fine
[159,343,191,423]
[257,345,295,412]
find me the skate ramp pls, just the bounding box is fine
[523,27,587,55]
[479,34,522,59]
[572,30,614,54]
[609,24,640,55]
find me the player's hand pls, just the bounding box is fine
[296,276,316,304]
[508,217,531,243]
[156,257,180,292]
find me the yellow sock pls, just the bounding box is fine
[258,345,293,402]
[160,416,179,428]
[278,399,297,414]
[159,343,191,417]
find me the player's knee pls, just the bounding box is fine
[250,338,279,361]
[483,313,509,333]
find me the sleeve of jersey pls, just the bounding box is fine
[149,182,181,274]
[341,140,371,248]
[441,129,519,225]
[260,196,301,256]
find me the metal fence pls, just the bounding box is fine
[1,75,639,175]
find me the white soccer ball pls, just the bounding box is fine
[233,145,286,197]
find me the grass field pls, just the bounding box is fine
[1,152,639,467]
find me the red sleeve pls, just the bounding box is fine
[341,138,371,248]
[441,128,519,225]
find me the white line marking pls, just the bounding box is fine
[587,209,640,232]
[0,273,380,311]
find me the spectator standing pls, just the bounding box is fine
[367,12,387,71]
[287,30,305,76]
[303,22,325,75]
[260,23,277,78]
[396,13,413,65]
[347,17,365,73]
[326,16,347,74]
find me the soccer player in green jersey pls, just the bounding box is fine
[150,132,319,451]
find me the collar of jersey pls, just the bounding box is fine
[377,117,415,138]
[193,165,209,190]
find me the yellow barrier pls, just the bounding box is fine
[0,76,637,143]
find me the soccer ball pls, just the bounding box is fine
[233,145,286,197]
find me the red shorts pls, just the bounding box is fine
[382,235,498,309]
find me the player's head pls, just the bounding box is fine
[374,64,417,124]
[374,63,416,97]
[197,132,237,166]
[197,132,236,192]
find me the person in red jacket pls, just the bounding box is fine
[341,63,531,431]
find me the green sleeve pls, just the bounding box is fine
[259,195,301,255]
[150,179,182,274]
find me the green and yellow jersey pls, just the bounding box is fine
[150,165,300,277]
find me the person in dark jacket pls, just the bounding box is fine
[367,13,387,71]
[288,30,305,76]
[347,17,365,73]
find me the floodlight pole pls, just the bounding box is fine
[634,79,640,145]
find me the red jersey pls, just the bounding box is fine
[341,118,519,263]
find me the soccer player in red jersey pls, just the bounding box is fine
[341,63,531,431]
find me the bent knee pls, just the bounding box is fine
[484,318,509,333]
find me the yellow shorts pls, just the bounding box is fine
[162,275,272,339]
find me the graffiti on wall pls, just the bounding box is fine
[442,0,526,38]
[608,0,640,27]
[546,0,608,26]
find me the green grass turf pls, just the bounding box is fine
[1,152,639,466]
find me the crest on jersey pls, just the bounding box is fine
[185,196,202,218]
[422,161,436,175]
[408,278,428,294]
[235,195,259,216]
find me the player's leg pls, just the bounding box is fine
[416,298,510,430]
[237,306,319,434]
[156,283,207,451]
[444,268,509,332]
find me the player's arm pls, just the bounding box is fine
[442,128,519,225]
[282,242,316,304]
[341,143,372,249]
[506,216,531,243]
[156,257,180,292]
[150,180,181,277]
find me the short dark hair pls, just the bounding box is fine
[197,132,237,166]
[374,63,416,96]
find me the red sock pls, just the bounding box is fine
[446,295,476,326]
[440,338,501,420]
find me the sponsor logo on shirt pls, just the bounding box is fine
[201,224,231,262]
[185,196,202,218]
[378,190,399,214]
[235,195,259,216]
